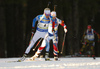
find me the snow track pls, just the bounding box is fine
[0,57,100,69]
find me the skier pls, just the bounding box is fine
[79,25,100,59]
[29,11,67,61]
[18,8,51,62]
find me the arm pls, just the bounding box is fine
[93,30,100,42]
[94,30,100,37]
[81,31,87,43]
[32,15,39,28]
[32,15,40,34]
[59,19,67,33]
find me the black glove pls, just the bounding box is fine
[32,27,35,32]
[52,28,55,32]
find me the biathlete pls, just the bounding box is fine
[29,11,67,61]
[18,8,51,62]
[80,25,100,59]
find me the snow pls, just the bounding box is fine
[0,57,100,69]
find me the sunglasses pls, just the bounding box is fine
[45,13,51,16]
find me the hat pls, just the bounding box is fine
[51,11,56,17]
[44,8,50,16]
[87,25,91,29]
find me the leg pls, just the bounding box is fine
[53,35,59,60]
[45,37,50,60]
[29,38,47,60]
[91,42,95,59]
[80,43,86,55]
[45,38,50,53]
[25,31,41,54]
[18,31,46,62]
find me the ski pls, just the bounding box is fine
[45,59,60,61]
[7,60,20,63]
[25,59,60,61]
[7,58,25,63]
[7,58,60,63]
[45,59,52,61]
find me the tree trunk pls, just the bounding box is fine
[72,0,80,54]
[0,3,7,57]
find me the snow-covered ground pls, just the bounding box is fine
[0,57,100,69]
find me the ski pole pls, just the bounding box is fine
[54,5,57,11]
[29,32,34,45]
[33,38,43,51]
[47,1,51,8]
[60,33,66,54]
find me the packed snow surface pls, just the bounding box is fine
[0,57,100,69]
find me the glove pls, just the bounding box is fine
[52,28,55,32]
[98,35,100,42]
[64,28,67,33]
[98,38,100,42]
[84,42,87,45]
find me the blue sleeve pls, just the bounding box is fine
[32,15,39,27]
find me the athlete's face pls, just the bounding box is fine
[88,29,91,31]
[45,15,50,18]
[52,16,56,19]
[45,13,50,18]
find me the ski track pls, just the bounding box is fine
[0,57,100,69]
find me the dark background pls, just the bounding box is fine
[0,0,100,58]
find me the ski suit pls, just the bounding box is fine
[80,29,100,56]
[25,14,50,54]
[36,17,67,56]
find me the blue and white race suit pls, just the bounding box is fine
[25,14,50,54]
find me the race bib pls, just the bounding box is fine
[86,35,94,40]
[37,23,48,29]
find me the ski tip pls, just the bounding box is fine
[7,61,18,63]
[17,60,22,62]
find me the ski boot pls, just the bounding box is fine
[45,53,50,61]
[18,54,27,62]
[28,56,38,61]
[54,55,58,61]
[92,55,96,59]
[28,53,39,61]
